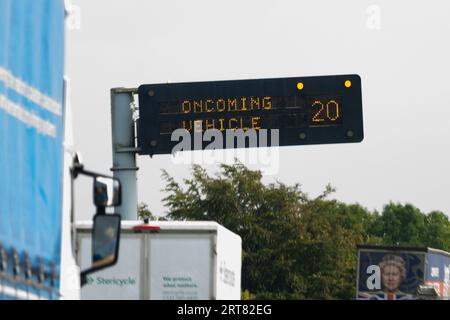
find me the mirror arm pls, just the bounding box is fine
[72,165,116,181]
[71,162,84,179]
[97,206,106,215]
[75,168,99,179]
[80,266,105,287]
[80,269,89,287]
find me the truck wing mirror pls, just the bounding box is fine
[80,214,121,287]
[93,176,121,207]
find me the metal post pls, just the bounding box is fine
[110,88,139,220]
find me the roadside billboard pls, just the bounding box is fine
[425,251,450,299]
[357,248,426,300]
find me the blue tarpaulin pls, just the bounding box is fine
[0,0,65,299]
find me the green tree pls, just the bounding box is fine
[162,162,307,298]
[160,161,450,298]
[369,203,426,246]
[161,161,374,299]
[138,202,154,222]
[297,198,375,299]
[424,211,450,251]
[137,202,169,222]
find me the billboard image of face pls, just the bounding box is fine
[357,249,426,300]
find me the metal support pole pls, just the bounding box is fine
[110,88,139,220]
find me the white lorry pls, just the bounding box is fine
[76,221,242,300]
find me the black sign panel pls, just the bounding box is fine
[137,74,363,155]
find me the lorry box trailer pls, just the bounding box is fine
[76,221,242,300]
[357,245,450,300]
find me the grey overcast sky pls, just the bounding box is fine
[66,0,450,221]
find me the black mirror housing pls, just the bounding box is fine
[80,214,121,286]
[93,176,121,207]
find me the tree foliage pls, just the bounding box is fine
[159,161,450,299]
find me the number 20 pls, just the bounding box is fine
[312,100,340,122]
